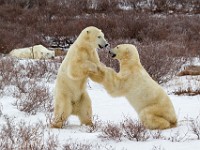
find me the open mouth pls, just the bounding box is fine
[98,44,103,49]
[109,51,116,58]
[111,53,116,58]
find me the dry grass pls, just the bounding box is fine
[97,117,199,142]
[150,130,163,140]
[0,56,16,88]
[173,87,200,96]
[1,113,200,148]
[99,122,123,141]
[0,56,59,88]
[99,118,150,142]
[13,82,53,115]
[86,115,103,133]
[190,115,200,140]
[121,118,149,141]
[0,55,58,115]
[0,116,59,150]
[166,130,189,142]
[151,145,165,150]
[63,140,100,150]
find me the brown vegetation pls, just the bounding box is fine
[190,115,200,140]
[99,122,123,141]
[0,0,199,52]
[0,0,199,83]
[0,55,58,115]
[13,82,53,115]
[1,103,200,148]
[0,116,59,150]
[177,65,200,76]
[121,118,149,141]
[173,87,200,96]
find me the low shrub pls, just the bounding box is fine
[0,116,59,150]
[121,118,149,141]
[99,122,123,141]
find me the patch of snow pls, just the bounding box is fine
[1,58,200,149]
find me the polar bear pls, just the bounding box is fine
[89,44,177,130]
[51,26,108,128]
[9,45,55,59]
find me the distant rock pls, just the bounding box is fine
[177,65,200,76]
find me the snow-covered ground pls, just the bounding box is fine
[0,58,200,150]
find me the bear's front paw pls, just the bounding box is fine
[89,67,105,83]
[81,62,98,74]
[50,120,64,128]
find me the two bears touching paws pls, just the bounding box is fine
[51,26,177,130]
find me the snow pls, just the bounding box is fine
[1,59,200,149]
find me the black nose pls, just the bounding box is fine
[105,44,109,47]
[108,51,116,58]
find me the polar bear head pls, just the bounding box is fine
[109,44,140,63]
[41,51,55,59]
[78,26,109,49]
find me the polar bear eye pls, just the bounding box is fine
[97,36,101,39]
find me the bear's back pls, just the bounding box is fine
[10,47,32,58]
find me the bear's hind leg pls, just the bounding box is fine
[139,106,170,130]
[51,95,72,128]
[77,92,93,126]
